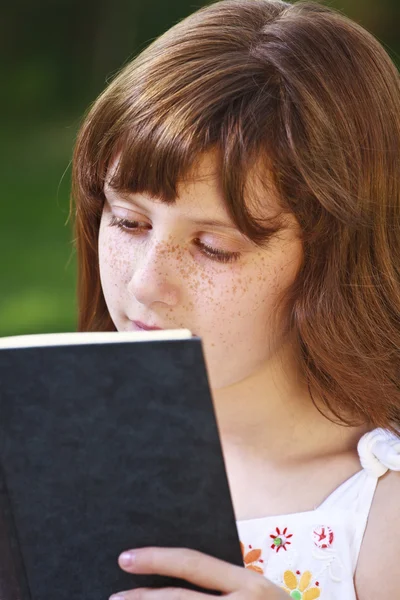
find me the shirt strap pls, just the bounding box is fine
[357,428,400,476]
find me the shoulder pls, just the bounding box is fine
[355,469,400,599]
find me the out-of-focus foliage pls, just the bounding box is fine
[1,0,398,336]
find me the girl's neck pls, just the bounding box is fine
[211,353,369,466]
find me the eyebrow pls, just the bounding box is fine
[105,187,239,231]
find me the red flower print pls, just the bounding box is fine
[312,525,334,549]
[269,526,293,552]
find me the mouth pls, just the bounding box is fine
[131,320,163,331]
[130,320,198,337]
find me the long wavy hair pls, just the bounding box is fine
[70,0,400,432]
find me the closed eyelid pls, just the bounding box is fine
[106,201,270,256]
[107,215,243,265]
[108,214,246,251]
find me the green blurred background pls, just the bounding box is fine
[1,0,399,337]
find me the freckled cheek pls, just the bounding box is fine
[187,274,245,336]
[205,267,282,340]
[99,231,133,297]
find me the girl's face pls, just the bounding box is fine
[98,152,303,389]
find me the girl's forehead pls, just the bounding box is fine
[105,150,231,217]
[105,148,282,218]
[104,147,300,240]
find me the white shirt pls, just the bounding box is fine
[236,428,400,599]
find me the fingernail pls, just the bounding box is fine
[119,551,133,566]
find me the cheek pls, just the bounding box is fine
[206,260,268,317]
[98,220,131,304]
[203,248,300,336]
[186,270,262,342]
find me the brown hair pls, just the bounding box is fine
[70,0,400,431]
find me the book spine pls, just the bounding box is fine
[0,463,31,600]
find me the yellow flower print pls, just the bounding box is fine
[282,570,321,600]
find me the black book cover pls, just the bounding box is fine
[0,462,31,600]
[0,332,243,600]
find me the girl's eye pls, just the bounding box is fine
[108,216,241,264]
[193,239,241,264]
[109,215,148,232]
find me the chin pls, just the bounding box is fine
[205,346,265,391]
[203,353,248,390]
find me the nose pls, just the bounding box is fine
[127,240,180,307]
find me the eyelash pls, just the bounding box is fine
[108,216,241,264]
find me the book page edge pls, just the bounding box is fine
[0,329,193,349]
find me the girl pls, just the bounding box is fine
[70,0,400,598]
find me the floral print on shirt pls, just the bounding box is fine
[282,570,321,599]
[270,526,293,552]
[240,541,265,574]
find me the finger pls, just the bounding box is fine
[111,587,214,600]
[117,547,253,593]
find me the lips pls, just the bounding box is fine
[132,320,163,331]
[130,319,197,336]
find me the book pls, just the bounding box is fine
[0,330,243,600]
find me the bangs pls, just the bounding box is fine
[108,107,286,245]
[79,20,294,245]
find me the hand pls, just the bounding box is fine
[109,546,289,599]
